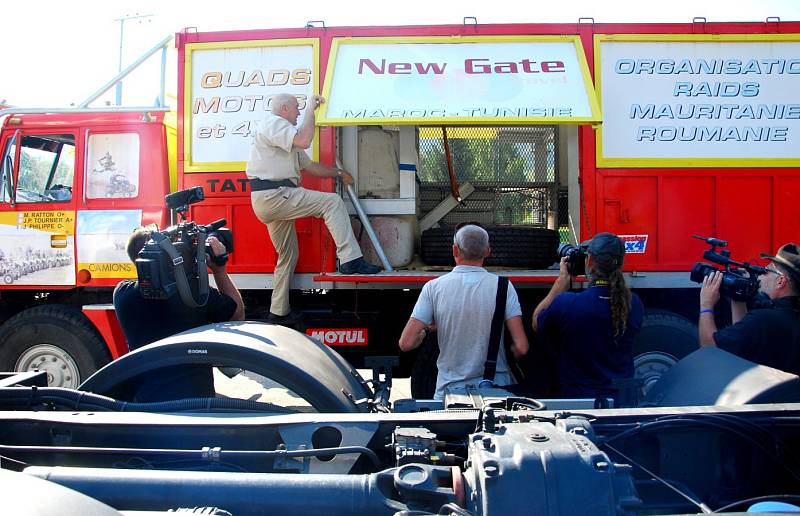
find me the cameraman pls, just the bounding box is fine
[112,225,245,399]
[699,243,800,374]
[533,232,644,398]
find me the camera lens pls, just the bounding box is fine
[558,243,576,258]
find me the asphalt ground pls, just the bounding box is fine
[213,368,412,411]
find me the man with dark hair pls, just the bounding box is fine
[700,242,800,375]
[113,225,245,399]
[534,232,644,398]
[399,224,529,399]
[247,93,381,325]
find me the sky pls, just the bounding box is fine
[2,0,800,107]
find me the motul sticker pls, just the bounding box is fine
[618,234,648,254]
[306,328,368,346]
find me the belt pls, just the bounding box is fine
[249,178,297,191]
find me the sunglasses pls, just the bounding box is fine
[766,265,785,278]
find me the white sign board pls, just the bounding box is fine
[185,40,317,172]
[597,36,800,167]
[319,36,600,125]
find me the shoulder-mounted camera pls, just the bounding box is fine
[135,187,234,307]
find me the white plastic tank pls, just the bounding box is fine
[352,215,415,268]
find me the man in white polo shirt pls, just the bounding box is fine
[399,224,529,399]
[247,93,381,324]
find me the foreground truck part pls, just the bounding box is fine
[1,324,800,515]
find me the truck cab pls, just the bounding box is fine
[0,109,173,387]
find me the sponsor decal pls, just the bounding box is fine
[187,349,209,354]
[618,234,649,254]
[306,328,368,347]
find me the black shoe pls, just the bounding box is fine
[267,310,302,325]
[338,257,382,274]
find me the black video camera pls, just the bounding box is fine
[557,242,587,276]
[135,187,234,307]
[689,235,768,302]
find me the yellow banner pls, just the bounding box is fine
[0,211,76,235]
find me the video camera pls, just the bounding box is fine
[135,187,234,307]
[557,242,587,276]
[689,235,768,302]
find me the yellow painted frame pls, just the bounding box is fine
[183,38,319,173]
[318,35,602,126]
[594,33,800,168]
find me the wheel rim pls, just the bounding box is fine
[634,351,678,396]
[15,344,81,389]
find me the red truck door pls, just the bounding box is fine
[0,127,79,287]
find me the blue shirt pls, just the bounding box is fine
[537,286,644,398]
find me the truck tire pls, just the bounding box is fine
[410,333,439,399]
[421,226,559,268]
[0,305,111,389]
[633,309,698,396]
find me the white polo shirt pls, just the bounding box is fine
[410,265,522,399]
[246,114,311,183]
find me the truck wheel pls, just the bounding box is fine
[633,310,698,396]
[421,226,559,268]
[410,333,439,399]
[0,306,111,389]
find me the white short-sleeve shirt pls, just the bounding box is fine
[410,265,522,399]
[246,114,311,182]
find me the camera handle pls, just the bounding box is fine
[150,232,210,308]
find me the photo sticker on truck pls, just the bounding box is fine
[0,211,76,286]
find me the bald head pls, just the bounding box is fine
[453,225,489,262]
[270,93,298,115]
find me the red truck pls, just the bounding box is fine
[1,18,798,392]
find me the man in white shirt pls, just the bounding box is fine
[399,224,529,399]
[247,93,381,324]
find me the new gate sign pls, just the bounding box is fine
[318,36,601,125]
[596,35,800,167]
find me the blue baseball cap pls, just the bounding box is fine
[580,232,625,267]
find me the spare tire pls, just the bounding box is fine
[422,226,559,268]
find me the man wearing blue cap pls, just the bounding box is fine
[699,243,800,375]
[533,232,644,398]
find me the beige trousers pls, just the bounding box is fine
[251,186,362,315]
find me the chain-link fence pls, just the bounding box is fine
[418,126,558,228]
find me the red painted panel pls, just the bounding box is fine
[661,176,715,266]
[776,176,800,251]
[717,177,772,263]
[600,175,657,270]
[82,306,128,360]
[189,195,329,274]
